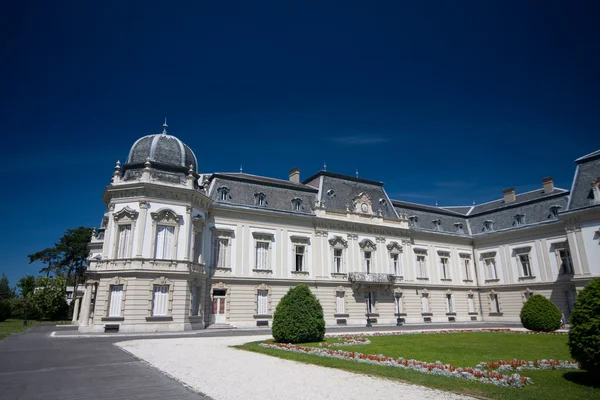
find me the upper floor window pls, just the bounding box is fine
[462,256,471,280]
[291,198,302,211]
[518,253,533,277]
[390,253,400,276]
[254,192,267,207]
[483,220,495,232]
[217,186,230,201]
[295,244,305,272]
[256,242,270,269]
[213,237,230,268]
[117,224,132,259]
[408,215,420,227]
[333,249,343,273]
[415,251,427,278]
[155,225,175,259]
[513,214,526,226]
[549,205,562,219]
[439,253,451,280]
[432,219,442,231]
[454,222,464,234]
[557,248,573,274]
[483,254,498,280]
[364,251,372,273]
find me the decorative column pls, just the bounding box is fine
[102,204,115,259]
[565,225,584,275]
[136,201,149,257]
[183,206,192,261]
[71,296,81,324]
[78,283,93,327]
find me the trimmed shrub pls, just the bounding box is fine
[0,300,11,322]
[569,278,600,373]
[272,284,325,343]
[519,294,561,332]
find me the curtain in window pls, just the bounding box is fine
[152,285,169,316]
[256,242,269,269]
[334,249,343,272]
[109,285,123,317]
[155,225,175,259]
[117,225,131,258]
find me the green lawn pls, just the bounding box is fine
[0,319,70,340]
[236,332,600,400]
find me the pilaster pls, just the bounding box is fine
[136,201,149,257]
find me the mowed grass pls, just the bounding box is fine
[236,332,600,400]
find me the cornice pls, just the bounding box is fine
[103,181,213,209]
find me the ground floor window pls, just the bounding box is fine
[468,294,475,313]
[190,285,200,316]
[421,293,429,313]
[108,285,123,317]
[446,294,455,313]
[257,290,268,315]
[490,293,500,313]
[152,285,169,316]
[336,291,344,314]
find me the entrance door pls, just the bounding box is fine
[212,289,227,324]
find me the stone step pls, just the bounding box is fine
[207,323,235,329]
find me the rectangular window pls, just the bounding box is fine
[295,245,305,272]
[468,294,475,313]
[155,225,175,260]
[446,294,455,313]
[193,232,202,263]
[421,294,429,313]
[440,256,450,279]
[152,285,169,316]
[364,251,372,273]
[333,249,343,273]
[558,249,573,274]
[367,292,375,314]
[463,258,470,280]
[108,285,123,317]
[491,294,500,313]
[484,257,497,280]
[257,290,268,315]
[190,286,200,316]
[117,224,131,258]
[519,254,532,277]
[416,254,427,278]
[256,242,270,270]
[213,238,229,268]
[391,253,400,275]
[336,292,344,314]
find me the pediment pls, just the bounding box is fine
[113,206,139,222]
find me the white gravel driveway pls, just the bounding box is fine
[116,335,471,400]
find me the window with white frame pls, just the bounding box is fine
[108,285,123,317]
[390,253,400,275]
[257,290,268,315]
[446,293,455,313]
[155,225,175,259]
[152,285,169,316]
[255,192,267,207]
[336,291,345,314]
[333,249,343,273]
[192,232,203,263]
[416,251,427,278]
[483,255,498,280]
[294,244,305,272]
[517,250,533,277]
[212,237,230,268]
[217,186,230,201]
[462,256,471,280]
[253,233,272,270]
[421,293,430,313]
[117,224,131,259]
[468,294,475,313]
[439,253,451,280]
[490,293,501,313]
[364,251,372,273]
[190,285,200,316]
[557,248,574,274]
[291,198,302,211]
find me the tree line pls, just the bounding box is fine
[0,226,93,322]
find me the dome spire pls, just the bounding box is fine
[162,118,168,135]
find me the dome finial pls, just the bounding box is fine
[162,118,168,135]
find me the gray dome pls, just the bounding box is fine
[125,124,198,172]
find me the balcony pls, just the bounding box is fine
[348,272,396,286]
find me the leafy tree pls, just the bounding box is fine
[520,294,562,332]
[272,284,325,343]
[0,273,16,301]
[17,275,36,298]
[30,276,68,321]
[28,247,61,277]
[0,300,11,322]
[55,227,93,289]
[569,278,600,373]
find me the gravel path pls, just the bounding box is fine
[117,335,471,400]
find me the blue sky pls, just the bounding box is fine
[0,1,598,285]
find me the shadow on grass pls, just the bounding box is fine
[563,370,600,388]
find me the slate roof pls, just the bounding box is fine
[392,200,469,235]
[467,188,568,215]
[440,206,473,215]
[568,152,600,210]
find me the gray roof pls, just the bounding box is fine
[392,200,469,235]
[440,206,472,215]
[303,172,398,219]
[125,133,198,172]
[568,149,600,210]
[468,188,568,215]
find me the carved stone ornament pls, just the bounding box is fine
[467,289,474,295]
[113,206,139,222]
[421,288,429,295]
[490,289,498,295]
[352,192,373,214]
[213,281,227,290]
[358,238,377,251]
[108,276,124,285]
[386,241,402,252]
[328,235,348,248]
[393,288,403,296]
[334,285,346,293]
[151,209,182,224]
[255,283,271,291]
[445,289,453,295]
[152,276,170,285]
[192,215,205,229]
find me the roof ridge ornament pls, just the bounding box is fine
[162,118,168,135]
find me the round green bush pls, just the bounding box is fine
[0,300,11,322]
[568,278,600,373]
[519,294,561,332]
[272,284,325,343]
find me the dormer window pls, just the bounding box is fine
[549,205,562,218]
[291,198,302,211]
[454,222,464,234]
[217,186,230,201]
[483,220,494,232]
[254,193,267,207]
[378,198,387,207]
[513,214,526,226]
[432,219,442,231]
[408,215,419,227]
[326,189,336,198]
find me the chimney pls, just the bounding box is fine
[503,188,516,203]
[542,177,554,194]
[288,168,300,183]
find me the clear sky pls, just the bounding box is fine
[1,1,598,285]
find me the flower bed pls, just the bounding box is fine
[260,328,578,388]
[324,328,567,340]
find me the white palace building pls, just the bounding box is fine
[73,123,600,333]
